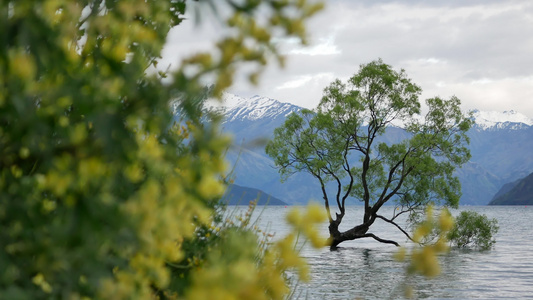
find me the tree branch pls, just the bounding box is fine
[375,214,416,243]
[316,173,333,223]
[373,164,414,214]
[328,169,344,214]
[341,140,354,209]
[361,153,371,218]
[362,233,399,246]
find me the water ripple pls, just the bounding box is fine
[250,206,533,299]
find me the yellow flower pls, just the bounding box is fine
[394,246,407,262]
[10,51,36,79]
[32,273,53,293]
[439,209,454,232]
[285,208,302,227]
[19,147,30,159]
[198,176,225,199]
[305,203,327,223]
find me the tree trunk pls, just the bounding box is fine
[328,212,400,249]
[328,221,370,250]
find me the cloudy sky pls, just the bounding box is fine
[161,0,533,118]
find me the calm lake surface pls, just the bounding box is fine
[237,205,533,299]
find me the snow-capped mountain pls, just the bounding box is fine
[216,93,533,130]
[216,93,301,123]
[209,93,302,144]
[472,109,533,130]
[213,93,533,205]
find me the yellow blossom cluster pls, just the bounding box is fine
[182,202,327,300]
[394,205,455,278]
[286,203,329,248]
[1,0,324,299]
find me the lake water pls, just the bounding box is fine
[237,205,533,299]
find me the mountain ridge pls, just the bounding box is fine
[208,93,302,123]
[222,183,288,206]
[219,93,533,129]
[214,93,533,205]
[489,172,533,205]
[471,109,533,130]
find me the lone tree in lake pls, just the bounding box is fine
[266,59,473,249]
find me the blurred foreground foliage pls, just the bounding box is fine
[394,205,454,298]
[0,0,325,299]
[396,206,498,298]
[396,206,455,278]
[408,206,499,251]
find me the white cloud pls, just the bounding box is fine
[276,75,313,90]
[418,58,446,65]
[471,78,494,85]
[275,73,334,90]
[289,36,341,56]
[161,0,533,118]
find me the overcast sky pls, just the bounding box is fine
[161,0,533,118]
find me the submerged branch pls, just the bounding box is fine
[362,233,399,246]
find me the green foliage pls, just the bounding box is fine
[170,202,327,300]
[266,59,473,247]
[448,211,499,250]
[0,0,324,299]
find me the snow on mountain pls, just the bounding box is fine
[212,93,301,122]
[209,93,532,131]
[472,109,533,130]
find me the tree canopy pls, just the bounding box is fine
[266,59,473,249]
[0,0,325,298]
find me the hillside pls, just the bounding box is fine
[489,172,533,205]
[222,184,288,206]
[211,93,533,205]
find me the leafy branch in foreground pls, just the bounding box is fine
[0,0,324,298]
[394,205,454,298]
[407,208,499,251]
[394,207,498,298]
[179,201,327,300]
[395,206,454,277]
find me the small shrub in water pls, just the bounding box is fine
[448,211,499,250]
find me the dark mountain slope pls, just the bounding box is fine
[222,184,288,206]
[489,172,533,205]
